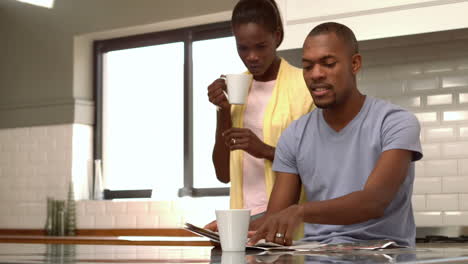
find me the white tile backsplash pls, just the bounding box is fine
[415,112,438,123]
[407,77,439,92]
[443,211,468,225]
[442,177,468,193]
[460,93,468,104]
[424,160,457,177]
[442,75,468,88]
[412,195,426,210]
[414,177,442,194]
[421,143,441,159]
[441,142,468,158]
[427,194,459,211]
[427,94,453,106]
[425,127,455,141]
[460,194,468,210]
[414,212,443,226]
[443,110,468,121]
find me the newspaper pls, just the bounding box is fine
[184,222,322,251]
[184,222,407,252]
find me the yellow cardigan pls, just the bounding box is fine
[229,58,314,209]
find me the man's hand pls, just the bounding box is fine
[248,205,304,246]
[203,220,218,232]
[223,128,275,160]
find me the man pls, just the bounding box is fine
[248,22,422,247]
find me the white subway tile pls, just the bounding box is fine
[414,212,443,227]
[425,127,455,141]
[460,127,468,138]
[423,61,454,74]
[391,96,421,108]
[0,203,12,216]
[106,201,127,215]
[114,215,137,228]
[441,142,468,158]
[427,194,458,210]
[75,201,86,216]
[407,78,439,91]
[459,159,468,176]
[421,144,441,159]
[443,211,468,225]
[411,195,426,211]
[77,215,95,229]
[457,59,468,70]
[95,216,115,228]
[460,93,468,104]
[460,194,468,210]
[136,215,159,228]
[29,126,47,137]
[391,64,422,78]
[376,80,405,97]
[413,177,442,194]
[0,153,10,166]
[159,214,184,228]
[85,201,106,216]
[19,143,38,152]
[427,94,453,106]
[443,111,468,121]
[442,177,468,193]
[415,161,425,178]
[362,67,391,81]
[415,112,438,123]
[126,202,149,214]
[0,216,22,228]
[29,151,47,163]
[20,215,44,229]
[2,142,18,152]
[424,159,458,177]
[442,75,468,88]
[149,201,172,213]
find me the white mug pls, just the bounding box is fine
[221,251,246,264]
[215,209,251,251]
[222,74,252,105]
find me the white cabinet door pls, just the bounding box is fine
[277,0,468,50]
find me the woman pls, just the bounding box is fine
[206,0,313,231]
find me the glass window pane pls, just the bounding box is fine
[103,42,184,199]
[193,36,245,188]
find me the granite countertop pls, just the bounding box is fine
[0,242,468,263]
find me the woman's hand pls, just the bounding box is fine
[203,220,218,232]
[248,205,304,246]
[223,128,275,160]
[207,76,230,110]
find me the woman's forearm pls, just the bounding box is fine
[212,107,232,183]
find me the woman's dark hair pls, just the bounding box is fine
[231,0,284,47]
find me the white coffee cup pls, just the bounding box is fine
[215,209,251,251]
[222,74,252,105]
[221,251,246,264]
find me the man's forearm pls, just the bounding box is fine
[301,189,384,225]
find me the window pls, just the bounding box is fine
[94,22,244,199]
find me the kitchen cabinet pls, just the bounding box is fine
[276,0,468,50]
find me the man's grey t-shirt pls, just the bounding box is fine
[273,96,423,247]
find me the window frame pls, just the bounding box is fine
[93,21,233,199]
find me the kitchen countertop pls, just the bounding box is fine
[1,242,468,263]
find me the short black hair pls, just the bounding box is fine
[307,22,359,55]
[231,0,284,47]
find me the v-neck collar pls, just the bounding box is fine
[319,96,370,136]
